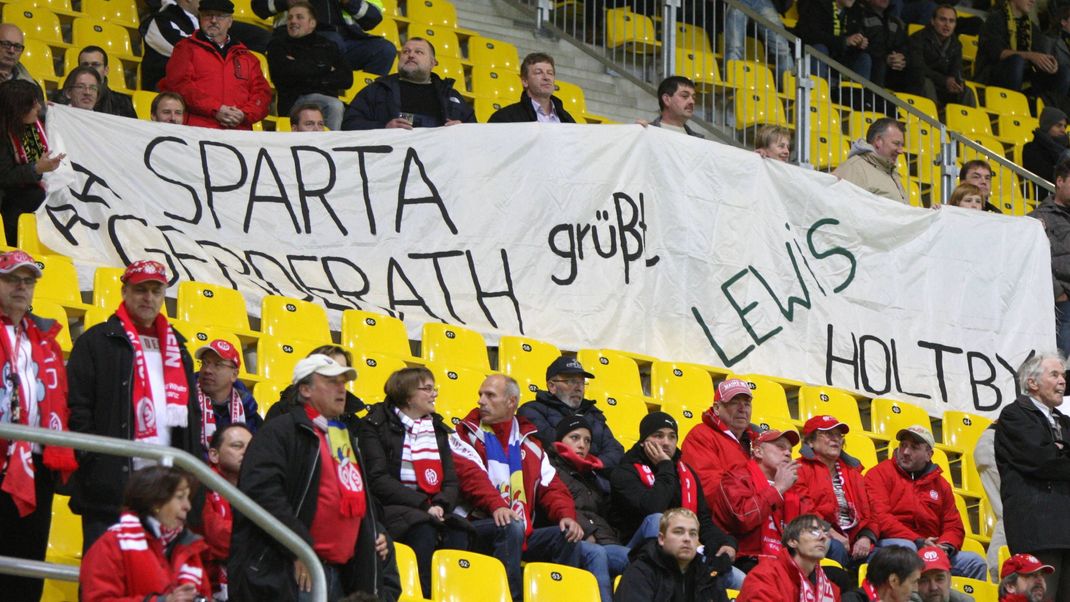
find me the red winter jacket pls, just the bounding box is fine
[159,31,272,129]
[81,515,212,602]
[681,410,758,508]
[201,488,231,592]
[863,455,965,547]
[737,547,841,601]
[711,459,811,558]
[796,446,878,546]
[450,408,576,527]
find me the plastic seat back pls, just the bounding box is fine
[498,335,561,403]
[341,309,415,361]
[421,322,490,371]
[348,351,407,406]
[467,35,520,71]
[869,397,931,439]
[426,362,487,427]
[650,361,715,409]
[798,386,863,432]
[523,562,599,602]
[176,280,253,333]
[432,549,510,602]
[406,0,458,28]
[72,17,135,59]
[256,336,326,383]
[260,295,331,344]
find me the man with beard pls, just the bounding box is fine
[998,554,1053,602]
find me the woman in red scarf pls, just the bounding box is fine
[0,80,64,246]
[357,366,466,599]
[80,466,211,602]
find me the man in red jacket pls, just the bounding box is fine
[864,425,987,579]
[737,514,840,601]
[682,378,761,508]
[711,428,807,574]
[795,415,877,567]
[159,0,272,129]
[998,553,1052,602]
[450,374,583,602]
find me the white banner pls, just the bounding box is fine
[39,106,1054,418]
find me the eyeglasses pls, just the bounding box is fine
[549,377,585,387]
[817,430,846,440]
[0,41,25,52]
[201,359,236,370]
[805,526,831,538]
[71,84,99,92]
[417,385,439,394]
[0,274,37,286]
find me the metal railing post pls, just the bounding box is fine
[794,39,812,168]
[0,424,328,602]
[939,125,957,206]
[662,0,680,77]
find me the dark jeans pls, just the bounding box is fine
[470,519,580,602]
[320,31,396,76]
[1057,300,1070,358]
[401,520,469,599]
[0,461,54,602]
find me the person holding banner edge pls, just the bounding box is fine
[1028,159,1070,358]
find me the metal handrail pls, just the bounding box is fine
[0,423,327,602]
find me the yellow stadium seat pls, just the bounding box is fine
[71,17,138,62]
[368,16,401,49]
[474,96,506,122]
[20,38,58,85]
[466,35,520,71]
[734,88,787,129]
[42,494,81,602]
[675,48,723,92]
[783,72,832,102]
[960,35,978,66]
[407,0,459,29]
[732,373,794,424]
[340,309,418,363]
[82,306,111,330]
[798,385,864,434]
[575,348,650,403]
[903,117,943,157]
[34,253,92,317]
[869,397,931,439]
[844,433,878,473]
[2,3,70,52]
[592,390,647,447]
[131,89,158,120]
[895,92,938,120]
[394,541,426,602]
[175,280,259,344]
[341,70,380,103]
[650,361,718,409]
[256,335,326,383]
[998,545,1010,575]
[810,130,850,170]
[470,65,522,100]
[497,335,561,403]
[31,299,71,353]
[961,536,986,558]
[942,410,992,452]
[426,361,487,427]
[660,397,706,439]
[24,0,82,18]
[848,110,886,140]
[433,54,468,89]
[232,0,273,30]
[524,562,599,602]
[978,495,997,539]
[410,23,464,62]
[379,0,408,22]
[553,79,588,119]
[432,549,510,602]
[17,212,54,258]
[674,21,712,52]
[807,100,844,133]
[946,103,993,137]
[91,266,125,310]
[933,447,955,488]
[420,322,490,372]
[80,0,138,29]
[906,179,922,207]
[253,379,287,417]
[951,577,996,602]
[604,7,661,53]
[996,113,1037,146]
[983,85,1030,118]
[726,59,776,91]
[726,589,740,601]
[348,351,407,406]
[260,295,331,344]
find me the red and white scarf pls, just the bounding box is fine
[860,579,881,601]
[112,513,206,593]
[395,407,443,496]
[306,406,367,518]
[554,442,604,473]
[746,459,802,557]
[197,384,245,449]
[116,302,189,442]
[634,460,699,512]
[786,549,837,602]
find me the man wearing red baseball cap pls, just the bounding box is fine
[682,378,762,510]
[795,415,877,568]
[710,427,808,575]
[194,338,261,450]
[999,553,1053,602]
[0,250,78,601]
[917,545,974,602]
[67,260,200,552]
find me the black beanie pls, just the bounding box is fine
[639,411,678,441]
[555,415,593,442]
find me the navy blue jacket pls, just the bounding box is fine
[341,73,476,130]
[517,390,625,470]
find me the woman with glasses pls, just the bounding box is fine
[0,79,64,245]
[60,66,102,111]
[358,366,467,598]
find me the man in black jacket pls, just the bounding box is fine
[230,353,401,601]
[489,52,576,123]
[909,4,975,107]
[518,356,625,469]
[67,260,200,553]
[858,0,926,94]
[614,508,725,602]
[343,37,475,129]
[995,351,1070,599]
[266,1,352,130]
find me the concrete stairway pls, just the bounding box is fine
[448,0,658,124]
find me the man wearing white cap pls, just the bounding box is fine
[682,378,762,509]
[230,354,400,601]
[998,553,1053,602]
[194,338,261,450]
[0,250,77,601]
[68,259,199,553]
[864,424,987,580]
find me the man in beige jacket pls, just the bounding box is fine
[833,117,908,204]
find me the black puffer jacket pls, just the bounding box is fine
[518,390,625,469]
[488,90,576,123]
[229,403,401,601]
[614,539,726,602]
[548,449,619,544]
[341,73,476,130]
[357,402,463,538]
